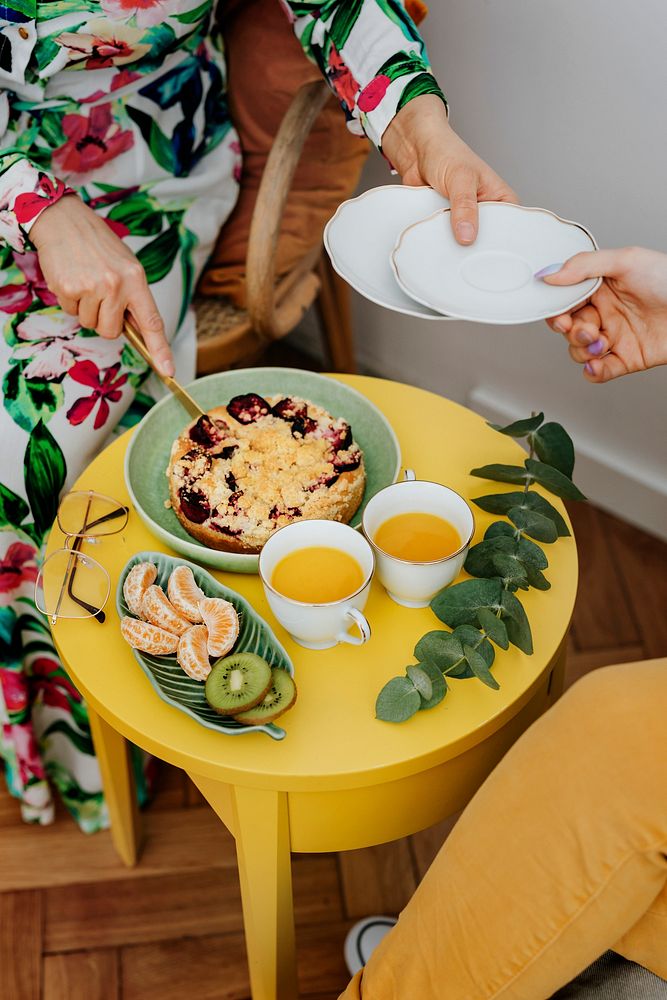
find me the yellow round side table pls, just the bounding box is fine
[48,375,578,1000]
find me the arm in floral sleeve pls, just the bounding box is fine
[281,0,446,151]
[0,7,74,252]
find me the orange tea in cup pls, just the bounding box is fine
[373,512,461,562]
[271,546,365,604]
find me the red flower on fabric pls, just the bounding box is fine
[357,74,391,113]
[66,360,128,430]
[0,251,57,314]
[0,542,38,598]
[102,218,130,239]
[13,175,73,225]
[327,45,360,111]
[53,104,134,176]
[0,669,29,713]
[31,656,82,712]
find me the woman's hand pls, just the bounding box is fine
[542,248,667,383]
[30,194,174,376]
[381,94,518,245]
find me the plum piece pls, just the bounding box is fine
[225,471,237,492]
[318,420,352,451]
[189,415,227,448]
[211,522,243,538]
[179,487,210,524]
[219,445,238,460]
[307,472,339,492]
[269,505,302,520]
[179,450,212,480]
[228,490,244,510]
[272,397,307,422]
[227,393,271,424]
[290,416,317,438]
[333,448,362,473]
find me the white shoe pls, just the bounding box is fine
[344,916,398,976]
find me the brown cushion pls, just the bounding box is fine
[197,0,371,305]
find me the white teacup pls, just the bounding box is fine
[362,476,475,608]
[258,519,374,650]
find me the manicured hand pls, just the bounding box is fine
[30,194,174,376]
[539,248,667,383]
[381,94,518,245]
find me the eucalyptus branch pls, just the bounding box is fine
[376,413,586,724]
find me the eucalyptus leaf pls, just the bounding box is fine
[417,661,447,710]
[532,422,575,478]
[451,625,495,668]
[470,463,530,485]
[525,459,586,501]
[414,630,464,671]
[406,664,433,701]
[509,506,558,544]
[463,644,500,690]
[485,523,549,570]
[500,590,533,654]
[375,676,421,723]
[476,607,509,649]
[473,491,570,537]
[430,578,503,629]
[488,413,544,437]
[491,552,529,589]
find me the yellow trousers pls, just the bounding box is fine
[340,660,667,999]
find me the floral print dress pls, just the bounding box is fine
[0,0,444,830]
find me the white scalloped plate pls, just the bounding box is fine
[324,185,453,319]
[391,202,601,325]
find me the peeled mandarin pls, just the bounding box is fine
[177,624,212,681]
[141,585,191,636]
[121,616,178,656]
[198,597,240,658]
[167,565,205,622]
[123,562,157,617]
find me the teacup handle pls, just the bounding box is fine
[403,469,416,481]
[337,608,371,646]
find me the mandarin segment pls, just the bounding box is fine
[141,585,192,635]
[167,565,205,622]
[177,625,212,681]
[121,616,178,656]
[198,597,240,658]
[123,562,157,617]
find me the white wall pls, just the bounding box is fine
[297,0,667,539]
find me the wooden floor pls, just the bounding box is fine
[1,351,666,1000]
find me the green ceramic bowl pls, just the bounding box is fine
[124,368,401,573]
[117,551,294,740]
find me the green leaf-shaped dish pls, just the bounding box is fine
[116,551,294,741]
[124,368,401,573]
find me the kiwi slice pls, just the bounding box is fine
[235,668,297,725]
[205,652,272,716]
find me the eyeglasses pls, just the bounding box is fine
[35,491,129,625]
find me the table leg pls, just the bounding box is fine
[230,784,297,1000]
[88,705,143,867]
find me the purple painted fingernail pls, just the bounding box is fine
[588,338,604,356]
[534,262,564,279]
[584,362,594,375]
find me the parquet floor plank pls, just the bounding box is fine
[44,856,341,953]
[121,921,351,1000]
[43,949,119,1000]
[606,513,667,659]
[565,502,643,651]
[339,841,417,919]
[0,890,43,1000]
[0,806,236,892]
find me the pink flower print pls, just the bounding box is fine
[66,360,128,430]
[101,0,182,29]
[0,542,38,605]
[357,75,391,113]
[0,669,29,714]
[0,251,57,314]
[327,45,359,111]
[31,656,82,713]
[11,722,46,787]
[0,210,25,253]
[53,104,134,177]
[13,175,73,226]
[230,139,242,183]
[13,311,123,380]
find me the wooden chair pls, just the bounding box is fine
[194,80,357,376]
